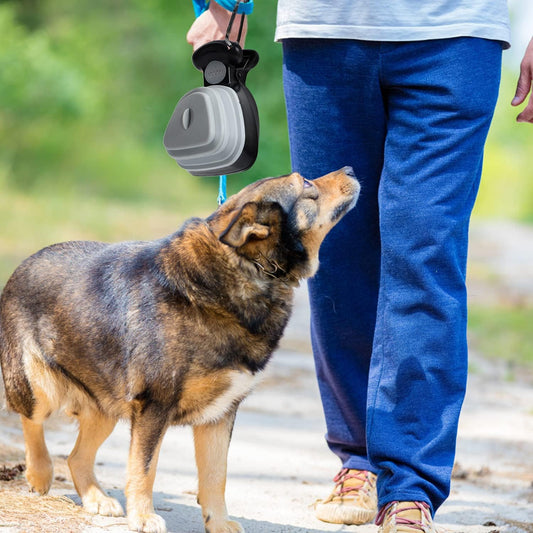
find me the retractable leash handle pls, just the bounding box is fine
[164,0,259,205]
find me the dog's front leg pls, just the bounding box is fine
[193,409,244,533]
[126,404,168,533]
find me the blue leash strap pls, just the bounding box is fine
[192,0,208,16]
[192,0,253,16]
[217,175,227,206]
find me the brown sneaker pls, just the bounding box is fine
[314,468,377,525]
[376,501,437,533]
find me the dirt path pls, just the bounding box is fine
[1,220,532,533]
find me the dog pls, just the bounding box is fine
[0,167,359,533]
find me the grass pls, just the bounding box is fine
[468,305,533,368]
[473,72,533,223]
[0,177,216,283]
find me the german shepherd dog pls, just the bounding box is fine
[0,167,359,533]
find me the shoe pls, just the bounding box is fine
[376,501,437,533]
[314,468,377,525]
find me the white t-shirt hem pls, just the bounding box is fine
[275,22,511,49]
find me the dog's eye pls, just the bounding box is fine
[302,178,319,200]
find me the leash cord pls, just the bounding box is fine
[217,175,227,206]
[225,0,245,45]
[218,0,241,205]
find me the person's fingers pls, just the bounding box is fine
[186,3,248,51]
[516,97,533,123]
[512,37,533,123]
[511,68,531,107]
[186,11,221,50]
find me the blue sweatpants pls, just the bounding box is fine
[282,37,502,514]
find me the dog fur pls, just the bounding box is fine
[0,168,359,533]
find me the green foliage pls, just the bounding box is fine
[1,0,530,214]
[0,0,288,205]
[474,69,533,222]
[468,305,533,368]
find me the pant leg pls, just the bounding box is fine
[282,39,386,470]
[366,38,502,513]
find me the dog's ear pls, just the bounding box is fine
[219,202,271,248]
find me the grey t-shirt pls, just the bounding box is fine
[275,0,511,48]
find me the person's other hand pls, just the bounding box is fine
[512,37,533,123]
[187,1,248,51]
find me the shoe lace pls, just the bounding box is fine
[333,468,375,497]
[375,501,432,532]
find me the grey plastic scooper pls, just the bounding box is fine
[164,40,259,177]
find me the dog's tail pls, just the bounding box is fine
[0,304,36,419]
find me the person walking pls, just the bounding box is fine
[188,2,533,531]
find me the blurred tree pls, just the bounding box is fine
[0,0,530,218]
[0,0,289,201]
[0,0,43,30]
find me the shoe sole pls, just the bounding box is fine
[315,502,376,525]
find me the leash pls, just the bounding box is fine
[191,0,253,205]
[217,174,227,205]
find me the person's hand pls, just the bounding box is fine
[187,1,248,51]
[512,37,533,123]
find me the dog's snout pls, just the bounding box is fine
[342,166,356,178]
[339,166,360,198]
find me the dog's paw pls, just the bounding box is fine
[26,460,53,495]
[205,519,244,533]
[128,511,167,533]
[83,493,124,517]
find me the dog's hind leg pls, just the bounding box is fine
[193,410,244,533]
[21,414,53,495]
[68,410,124,517]
[125,404,168,533]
